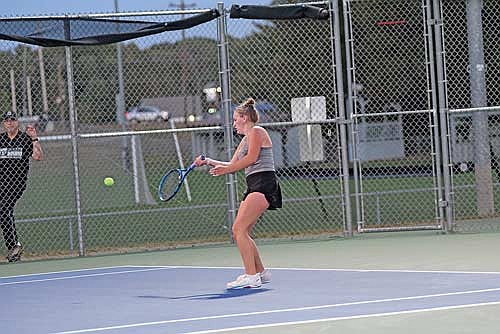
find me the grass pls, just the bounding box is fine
[6,138,500,259]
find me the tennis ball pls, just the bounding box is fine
[104,177,114,186]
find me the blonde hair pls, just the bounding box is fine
[235,98,259,123]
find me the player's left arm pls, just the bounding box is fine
[26,125,43,161]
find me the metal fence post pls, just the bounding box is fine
[432,0,454,232]
[425,0,446,229]
[217,2,237,238]
[331,0,352,236]
[64,20,85,255]
[342,0,364,232]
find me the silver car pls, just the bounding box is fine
[125,106,169,123]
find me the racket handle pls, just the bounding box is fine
[190,155,206,169]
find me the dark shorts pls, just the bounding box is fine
[243,171,282,210]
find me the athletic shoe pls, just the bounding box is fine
[232,270,271,284]
[226,273,261,289]
[7,243,23,262]
[260,269,271,284]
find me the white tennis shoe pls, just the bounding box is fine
[232,269,271,285]
[226,273,261,289]
[260,269,271,284]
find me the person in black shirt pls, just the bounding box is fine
[0,111,43,262]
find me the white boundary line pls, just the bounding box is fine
[0,267,174,286]
[179,301,500,334]
[3,265,500,280]
[134,265,500,275]
[3,265,500,286]
[0,265,141,279]
[48,287,500,334]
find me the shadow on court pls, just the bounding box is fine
[138,287,272,300]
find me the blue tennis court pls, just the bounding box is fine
[2,265,500,334]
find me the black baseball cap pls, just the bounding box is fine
[2,111,17,121]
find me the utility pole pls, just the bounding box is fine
[38,47,49,115]
[169,1,196,123]
[10,69,17,114]
[169,0,196,40]
[114,0,131,172]
[22,47,28,116]
[466,0,493,216]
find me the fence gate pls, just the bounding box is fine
[345,0,443,232]
[227,1,347,238]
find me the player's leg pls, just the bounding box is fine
[8,211,23,262]
[1,193,24,262]
[0,203,15,247]
[227,192,268,288]
[233,192,268,273]
[238,221,272,284]
[250,237,264,274]
[0,211,11,249]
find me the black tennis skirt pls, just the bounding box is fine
[242,171,282,210]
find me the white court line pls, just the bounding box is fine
[3,265,500,286]
[179,301,500,334]
[48,287,500,334]
[0,265,143,279]
[0,265,238,280]
[3,265,500,281]
[0,267,174,286]
[139,265,500,275]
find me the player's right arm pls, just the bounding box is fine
[194,155,229,167]
[206,158,230,167]
[194,138,245,167]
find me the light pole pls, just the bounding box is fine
[114,0,130,171]
[38,47,49,116]
[170,1,196,123]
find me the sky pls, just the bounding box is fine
[1,0,273,17]
[0,0,276,46]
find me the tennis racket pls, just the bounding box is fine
[158,156,205,201]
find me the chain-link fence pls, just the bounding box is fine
[441,0,500,233]
[346,0,441,232]
[0,9,229,259]
[1,0,500,261]
[0,2,346,260]
[227,4,345,239]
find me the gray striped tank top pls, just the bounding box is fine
[237,138,275,177]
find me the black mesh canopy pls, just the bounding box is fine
[229,4,329,20]
[0,5,331,47]
[0,9,219,47]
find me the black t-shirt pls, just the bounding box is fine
[0,131,33,191]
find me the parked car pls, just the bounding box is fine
[125,106,169,123]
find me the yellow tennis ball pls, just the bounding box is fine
[104,177,114,186]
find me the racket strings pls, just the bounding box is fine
[160,171,183,200]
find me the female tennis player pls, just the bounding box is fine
[194,98,282,289]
